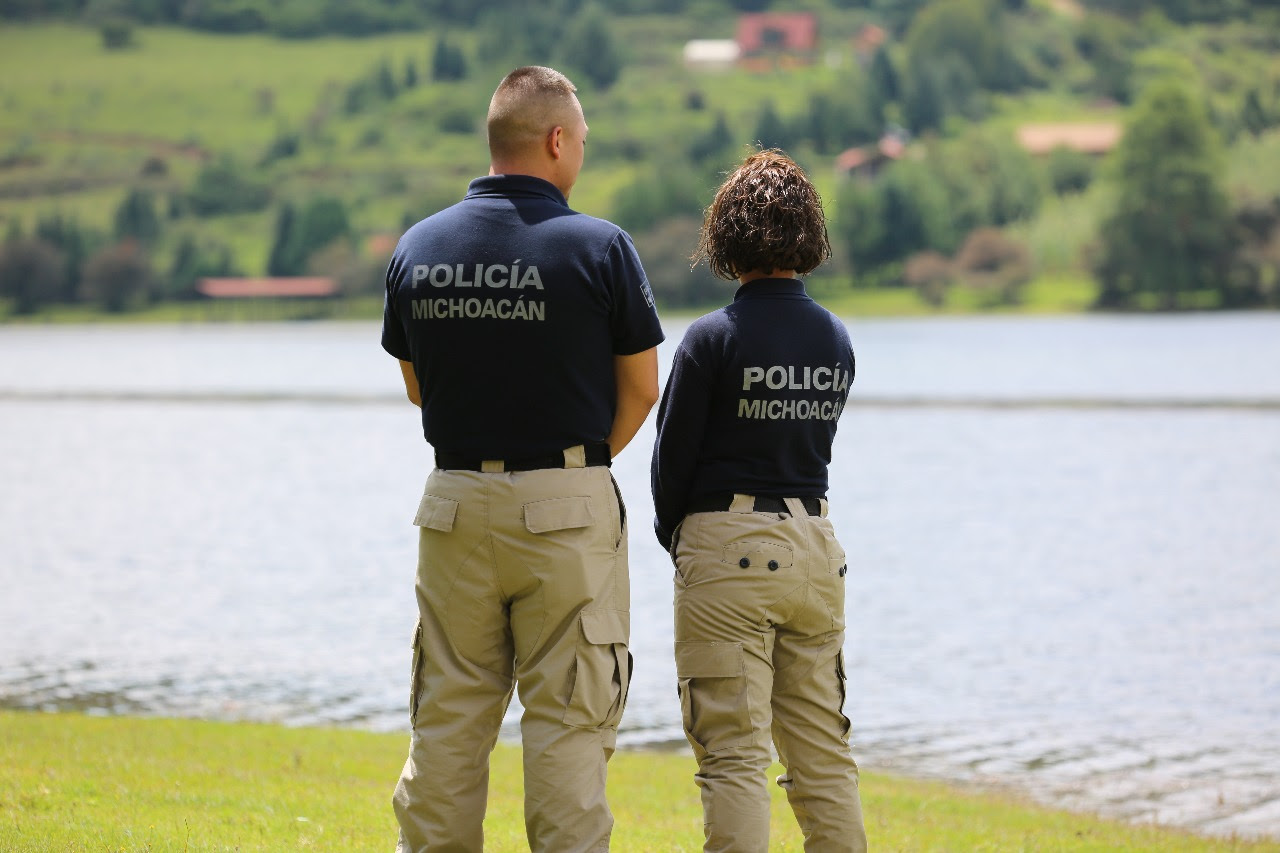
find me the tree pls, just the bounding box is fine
[81,241,152,312]
[904,0,1021,92]
[34,213,95,303]
[834,180,886,277]
[186,156,270,216]
[431,35,468,82]
[835,159,954,274]
[168,233,238,300]
[1074,14,1135,103]
[612,165,707,234]
[268,196,352,276]
[752,101,794,151]
[803,80,880,154]
[1241,88,1271,138]
[633,217,722,307]
[1093,80,1234,309]
[0,238,63,315]
[113,188,160,244]
[267,203,300,276]
[375,56,398,100]
[562,4,622,90]
[869,44,900,110]
[688,112,734,164]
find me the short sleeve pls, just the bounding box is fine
[604,230,665,355]
[380,256,411,361]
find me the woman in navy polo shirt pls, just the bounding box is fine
[652,150,867,852]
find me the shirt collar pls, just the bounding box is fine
[733,277,809,301]
[465,174,568,207]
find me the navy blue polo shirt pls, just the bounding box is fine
[650,278,855,549]
[382,174,664,456]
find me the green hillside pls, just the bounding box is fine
[1,1,1279,317]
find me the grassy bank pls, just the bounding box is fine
[1,711,1274,851]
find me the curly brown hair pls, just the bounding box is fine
[693,149,832,281]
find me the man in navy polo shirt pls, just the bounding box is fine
[382,66,663,852]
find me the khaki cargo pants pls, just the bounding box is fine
[393,453,631,853]
[673,495,867,853]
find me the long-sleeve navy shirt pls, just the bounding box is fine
[650,278,855,550]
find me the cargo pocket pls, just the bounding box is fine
[676,641,751,758]
[524,496,594,533]
[413,494,459,531]
[836,650,852,744]
[563,609,631,729]
[408,620,424,728]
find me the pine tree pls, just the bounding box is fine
[1094,80,1234,309]
[561,5,622,90]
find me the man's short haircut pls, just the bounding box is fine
[694,149,832,280]
[487,66,579,162]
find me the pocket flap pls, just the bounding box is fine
[580,608,629,645]
[413,494,458,531]
[524,496,594,533]
[721,540,793,569]
[676,641,744,678]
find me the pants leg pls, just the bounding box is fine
[496,465,630,853]
[394,472,515,853]
[674,511,800,853]
[771,639,867,853]
[772,512,866,853]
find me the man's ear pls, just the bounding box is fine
[546,125,564,160]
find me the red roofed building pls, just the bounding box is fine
[836,134,906,180]
[197,277,337,299]
[736,12,818,69]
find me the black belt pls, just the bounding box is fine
[435,443,611,472]
[686,494,824,517]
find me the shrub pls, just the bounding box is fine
[1047,145,1095,195]
[633,217,723,308]
[436,106,476,135]
[99,18,134,49]
[903,250,954,307]
[0,238,64,315]
[954,227,1033,306]
[81,241,152,313]
[186,157,270,216]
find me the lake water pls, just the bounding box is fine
[1,314,1278,840]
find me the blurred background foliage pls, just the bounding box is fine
[1,0,1279,316]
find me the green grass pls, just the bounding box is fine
[2,711,1275,852]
